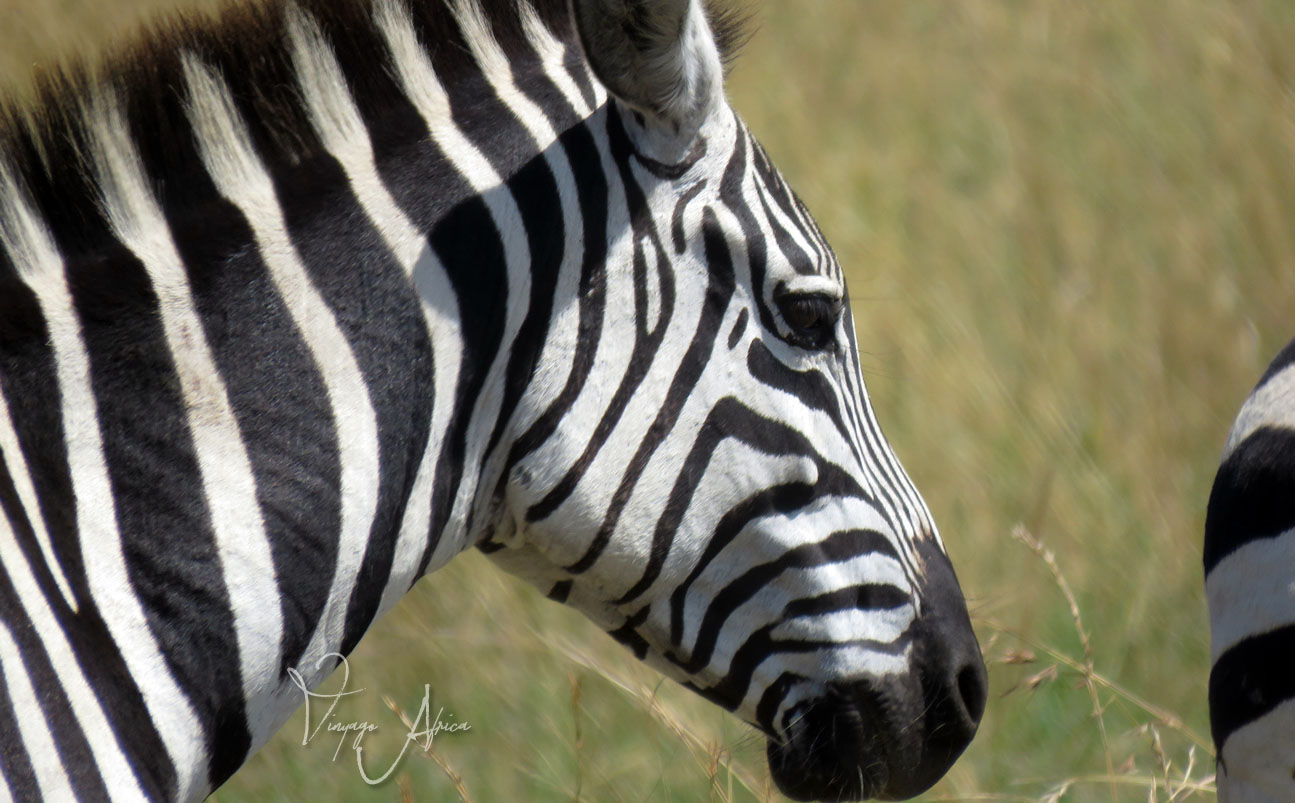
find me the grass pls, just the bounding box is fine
[5,0,1293,799]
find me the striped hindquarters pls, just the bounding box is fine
[1204,337,1295,801]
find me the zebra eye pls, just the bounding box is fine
[776,293,841,350]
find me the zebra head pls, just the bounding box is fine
[485,1,987,799]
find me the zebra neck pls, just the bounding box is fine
[0,0,610,796]
[189,0,612,765]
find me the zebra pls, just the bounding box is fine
[1205,337,1295,803]
[0,0,987,799]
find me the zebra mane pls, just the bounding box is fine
[0,0,750,262]
[0,0,566,259]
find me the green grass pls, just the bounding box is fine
[6,0,1294,799]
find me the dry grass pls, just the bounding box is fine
[4,0,1291,800]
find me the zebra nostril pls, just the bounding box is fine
[958,659,988,726]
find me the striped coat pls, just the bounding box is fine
[1205,338,1295,802]
[0,0,986,798]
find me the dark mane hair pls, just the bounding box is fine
[706,0,755,72]
[0,0,750,258]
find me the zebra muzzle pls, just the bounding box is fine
[765,667,984,802]
[766,541,987,802]
[765,683,890,801]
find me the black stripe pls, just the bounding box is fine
[750,139,821,273]
[504,21,587,137]
[421,198,511,569]
[3,150,184,800]
[315,0,439,170]
[254,135,433,659]
[671,180,707,254]
[437,4,590,502]
[65,241,205,798]
[436,12,541,179]
[828,334,927,582]
[567,206,735,585]
[0,639,41,801]
[833,301,872,480]
[5,109,108,262]
[727,307,748,350]
[718,126,781,343]
[754,184,816,277]
[0,262,87,622]
[747,339,860,465]
[502,119,609,474]
[633,397,875,611]
[754,672,807,737]
[668,528,900,676]
[524,108,675,524]
[478,136,566,491]
[1204,426,1295,573]
[1210,622,1295,750]
[629,136,707,181]
[0,553,115,801]
[607,606,651,660]
[704,626,912,718]
[559,42,599,114]
[669,482,819,646]
[122,18,354,774]
[332,46,500,587]
[782,584,910,618]
[178,210,339,677]
[135,107,346,788]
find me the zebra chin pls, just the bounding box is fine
[765,541,987,802]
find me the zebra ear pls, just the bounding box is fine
[572,0,724,142]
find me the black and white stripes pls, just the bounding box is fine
[0,0,985,799]
[1205,338,1295,803]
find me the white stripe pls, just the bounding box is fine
[752,176,824,284]
[0,621,76,802]
[516,1,602,117]
[284,7,463,611]
[0,389,77,610]
[376,420,436,616]
[376,0,532,543]
[405,246,466,573]
[761,644,915,732]
[285,5,425,273]
[452,0,600,484]
[1224,366,1295,460]
[0,520,145,796]
[181,54,381,732]
[505,109,634,534]
[1217,697,1295,800]
[84,91,277,799]
[0,166,162,800]
[1207,529,1295,662]
[453,0,560,149]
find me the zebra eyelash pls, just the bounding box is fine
[773,291,843,352]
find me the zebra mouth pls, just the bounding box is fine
[765,685,890,802]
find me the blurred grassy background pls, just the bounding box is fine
[5,0,1293,800]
